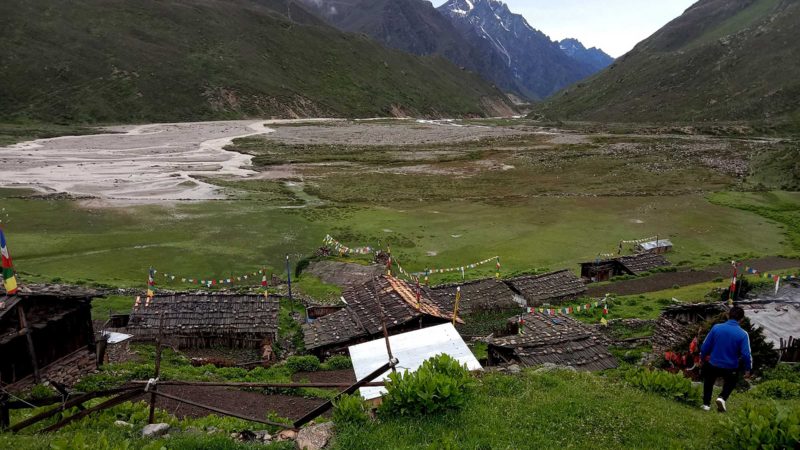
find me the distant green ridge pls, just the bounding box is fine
[534,0,800,124]
[0,0,514,123]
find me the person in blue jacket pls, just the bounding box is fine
[699,306,752,412]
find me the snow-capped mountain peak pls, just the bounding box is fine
[438,0,610,99]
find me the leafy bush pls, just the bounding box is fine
[333,394,369,426]
[322,355,353,370]
[28,383,56,400]
[751,380,800,400]
[721,403,800,450]
[625,368,701,406]
[285,355,321,372]
[763,364,800,384]
[380,354,474,417]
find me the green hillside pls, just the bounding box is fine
[535,0,800,124]
[0,0,514,123]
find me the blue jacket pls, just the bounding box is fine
[700,320,752,371]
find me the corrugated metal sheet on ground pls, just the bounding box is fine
[349,323,482,400]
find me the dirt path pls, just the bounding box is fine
[587,256,800,297]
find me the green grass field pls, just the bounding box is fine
[2,191,792,290]
[1,122,799,450]
[332,368,800,449]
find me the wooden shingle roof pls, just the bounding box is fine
[428,278,521,315]
[127,294,279,339]
[505,270,587,306]
[489,312,617,371]
[617,253,671,274]
[651,303,726,356]
[303,276,461,351]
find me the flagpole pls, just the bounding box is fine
[728,261,738,305]
[286,254,293,314]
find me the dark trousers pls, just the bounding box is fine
[702,363,738,406]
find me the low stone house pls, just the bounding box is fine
[127,294,279,350]
[303,275,462,356]
[0,285,98,390]
[487,312,617,371]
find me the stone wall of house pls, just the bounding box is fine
[11,349,97,392]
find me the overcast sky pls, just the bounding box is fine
[430,0,698,57]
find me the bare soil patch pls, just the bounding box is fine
[306,261,384,289]
[139,385,327,421]
[292,369,357,384]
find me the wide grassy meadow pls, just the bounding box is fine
[2,120,798,295]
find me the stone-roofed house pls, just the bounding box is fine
[505,270,587,307]
[127,294,279,350]
[617,253,671,274]
[580,253,671,282]
[0,284,99,390]
[651,303,727,357]
[427,278,522,315]
[303,275,463,356]
[487,312,617,371]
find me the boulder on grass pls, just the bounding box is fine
[296,422,334,450]
[276,429,298,441]
[142,423,170,438]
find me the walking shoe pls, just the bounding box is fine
[716,398,727,412]
[701,405,711,411]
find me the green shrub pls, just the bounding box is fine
[28,383,56,400]
[380,354,474,417]
[721,403,800,450]
[285,355,321,372]
[751,380,800,400]
[625,368,701,406]
[763,364,800,384]
[332,394,369,426]
[322,355,353,370]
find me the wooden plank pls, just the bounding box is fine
[293,359,396,429]
[148,312,164,424]
[40,389,143,433]
[9,387,138,432]
[18,304,41,383]
[130,381,384,388]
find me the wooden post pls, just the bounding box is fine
[373,280,396,373]
[148,312,164,424]
[286,254,293,315]
[0,392,9,430]
[17,304,40,384]
[42,389,143,433]
[451,286,462,326]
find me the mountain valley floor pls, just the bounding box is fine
[1,117,799,449]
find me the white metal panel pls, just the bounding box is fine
[348,323,482,400]
[102,331,133,344]
[638,239,673,251]
[744,285,800,348]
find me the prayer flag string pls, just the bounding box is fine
[150,267,271,288]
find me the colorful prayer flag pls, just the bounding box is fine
[146,267,155,298]
[0,228,18,294]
